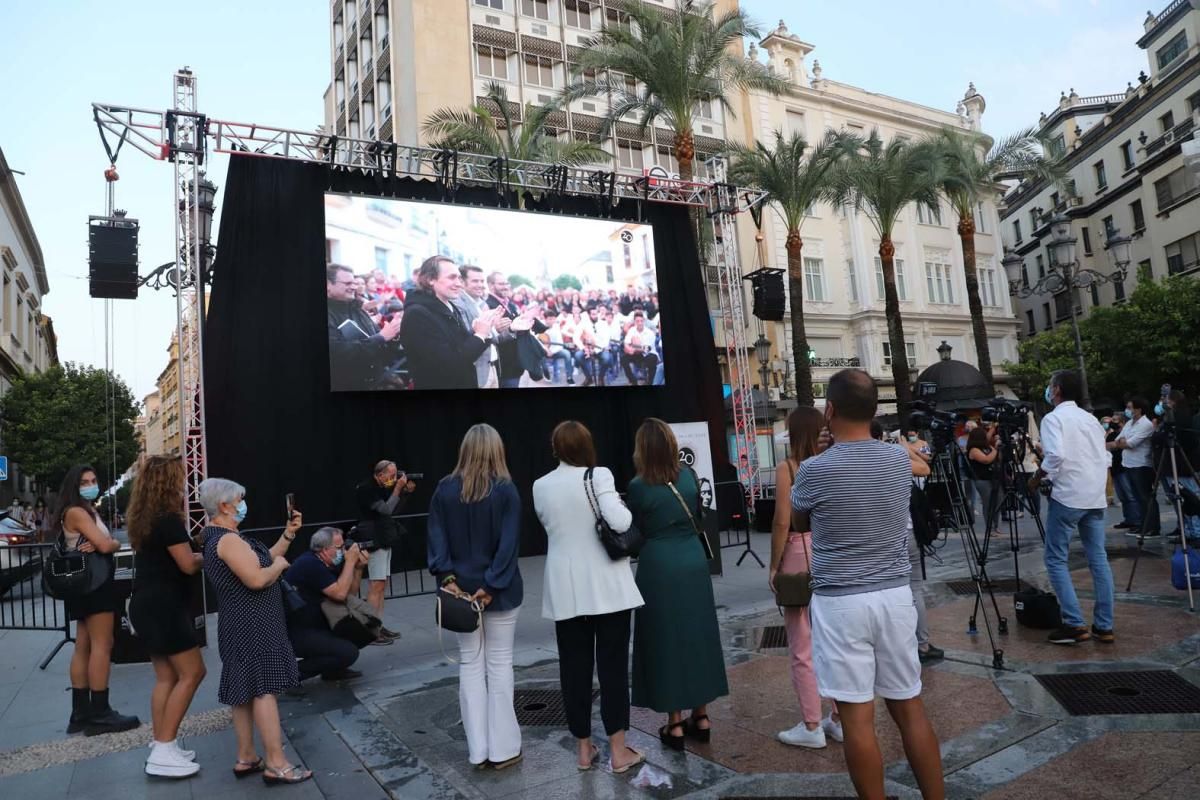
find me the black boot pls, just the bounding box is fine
[67,688,90,734]
[84,689,140,736]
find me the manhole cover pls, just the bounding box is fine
[1035,670,1200,716]
[945,578,1034,595]
[513,688,597,726]
[758,625,788,650]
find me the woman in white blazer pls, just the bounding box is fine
[533,421,646,774]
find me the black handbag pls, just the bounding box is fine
[279,579,306,616]
[584,467,643,560]
[774,536,813,608]
[434,586,483,633]
[41,531,114,601]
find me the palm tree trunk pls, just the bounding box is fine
[879,237,913,418]
[957,213,995,396]
[675,128,706,257]
[787,230,814,406]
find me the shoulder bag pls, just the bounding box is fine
[584,467,643,560]
[773,461,812,608]
[41,519,115,601]
[668,472,715,561]
[434,586,485,664]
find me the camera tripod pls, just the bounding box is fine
[926,437,1006,669]
[1125,414,1197,612]
[974,425,1047,596]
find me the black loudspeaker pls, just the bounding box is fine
[749,270,785,321]
[88,216,140,300]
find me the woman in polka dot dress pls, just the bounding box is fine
[198,477,312,786]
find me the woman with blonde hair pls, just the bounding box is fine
[428,423,524,770]
[769,407,841,748]
[128,455,207,777]
[626,418,728,750]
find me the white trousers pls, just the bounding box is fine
[457,606,521,765]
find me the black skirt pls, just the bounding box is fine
[129,585,196,656]
[65,577,121,622]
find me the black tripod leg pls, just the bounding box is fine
[1126,450,1170,592]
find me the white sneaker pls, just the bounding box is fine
[148,739,196,761]
[145,742,200,778]
[777,722,827,748]
[821,714,844,743]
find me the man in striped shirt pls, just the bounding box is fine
[792,369,944,800]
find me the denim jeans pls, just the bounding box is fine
[1125,466,1160,533]
[1164,476,1200,537]
[1043,499,1114,631]
[1113,470,1134,523]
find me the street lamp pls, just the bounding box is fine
[753,333,771,394]
[1002,211,1131,408]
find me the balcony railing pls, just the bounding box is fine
[1145,116,1196,157]
[1147,0,1189,33]
[379,117,393,142]
[811,357,862,368]
[376,40,390,74]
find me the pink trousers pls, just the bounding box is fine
[780,533,822,724]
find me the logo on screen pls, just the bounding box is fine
[678,447,696,467]
[620,230,634,243]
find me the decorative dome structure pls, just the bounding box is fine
[914,341,992,409]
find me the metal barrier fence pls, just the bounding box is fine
[0,543,74,669]
[713,480,764,567]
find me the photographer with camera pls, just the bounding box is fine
[1033,370,1115,645]
[327,264,403,390]
[1107,397,1158,537]
[355,460,416,625]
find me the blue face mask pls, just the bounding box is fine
[332,549,345,567]
[1155,402,1165,416]
[80,485,100,502]
[1124,409,1133,420]
[1103,422,1111,431]
[234,500,248,523]
[1044,385,1054,404]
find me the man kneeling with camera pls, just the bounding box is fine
[284,526,389,682]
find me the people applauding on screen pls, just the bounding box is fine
[398,256,502,391]
[327,264,404,390]
[621,312,659,386]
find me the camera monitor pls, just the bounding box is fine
[324,194,665,392]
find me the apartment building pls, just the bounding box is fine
[729,22,1019,416]
[1,147,58,505]
[141,389,165,458]
[1000,0,1200,339]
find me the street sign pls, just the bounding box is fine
[0,456,7,481]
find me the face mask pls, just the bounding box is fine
[383,478,397,488]
[907,435,918,443]
[1103,422,1110,431]
[80,485,100,501]
[332,549,345,567]
[1124,409,1133,420]
[234,500,248,523]
[1155,402,1165,416]
[1044,385,1053,404]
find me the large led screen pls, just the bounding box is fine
[324,194,664,391]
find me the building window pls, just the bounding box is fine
[1081,226,1093,255]
[1102,215,1116,240]
[694,96,714,120]
[374,247,389,273]
[474,0,504,8]
[1054,291,1071,321]
[520,0,549,20]
[1029,208,1040,230]
[1165,232,1200,275]
[616,138,643,170]
[1130,199,1145,232]
[1154,165,1199,211]
[1157,30,1188,71]
[1042,301,1052,328]
[476,46,508,80]
[1013,219,1022,244]
[605,7,631,31]
[924,258,955,304]
[882,340,917,368]
[1113,279,1126,302]
[1021,261,1030,287]
[804,257,826,302]
[917,203,942,225]
[974,201,987,233]
[1036,253,1046,279]
[524,55,555,87]
[1160,110,1175,133]
[1048,134,1066,157]
[1120,140,1135,170]
[654,146,679,175]
[874,257,908,301]
[979,264,999,307]
[1090,283,1100,306]
[564,0,592,29]
[1094,160,1107,190]
[1138,259,1153,282]
[1025,309,1036,334]
[1190,90,1200,115]
[847,259,858,303]
[786,110,805,138]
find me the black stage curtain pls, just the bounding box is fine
[204,156,726,556]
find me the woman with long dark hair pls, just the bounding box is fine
[427,423,524,770]
[627,418,728,750]
[770,407,841,748]
[967,427,1001,536]
[128,456,207,778]
[55,464,140,736]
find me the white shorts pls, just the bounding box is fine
[810,584,922,703]
[367,547,392,582]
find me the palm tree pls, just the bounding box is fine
[729,130,852,406]
[831,130,943,417]
[928,126,1064,395]
[565,1,791,183]
[423,81,610,204]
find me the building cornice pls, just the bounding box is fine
[764,82,978,143]
[0,148,49,296]
[1136,0,1195,49]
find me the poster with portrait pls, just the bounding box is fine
[669,422,722,576]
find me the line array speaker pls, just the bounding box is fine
[750,270,785,321]
[88,217,140,300]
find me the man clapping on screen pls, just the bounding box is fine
[327,264,402,390]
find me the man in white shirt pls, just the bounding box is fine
[1107,397,1159,536]
[620,312,659,386]
[1034,369,1115,645]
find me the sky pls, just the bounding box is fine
[0,0,1151,402]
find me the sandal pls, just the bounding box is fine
[611,747,646,774]
[684,714,711,743]
[577,744,600,771]
[659,721,686,752]
[262,764,313,785]
[232,757,265,779]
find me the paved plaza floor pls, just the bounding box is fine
[1,503,1198,799]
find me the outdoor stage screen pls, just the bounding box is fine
[324,193,664,392]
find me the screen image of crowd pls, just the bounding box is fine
[324,194,665,392]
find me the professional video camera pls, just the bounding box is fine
[980,397,1032,429]
[909,400,964,447]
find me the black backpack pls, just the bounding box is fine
[910,481,939,550]
[1014,587,1062,629]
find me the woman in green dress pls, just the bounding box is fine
[627,418,729,750]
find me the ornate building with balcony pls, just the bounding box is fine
[1000,0,1200,339]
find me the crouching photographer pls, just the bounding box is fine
[283,527,388,682]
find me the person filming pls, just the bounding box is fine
[355,460,415,628]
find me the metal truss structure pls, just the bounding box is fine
[92,68,768,525]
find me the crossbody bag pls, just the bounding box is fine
[773,460,812,608]
[667,470,715,561]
